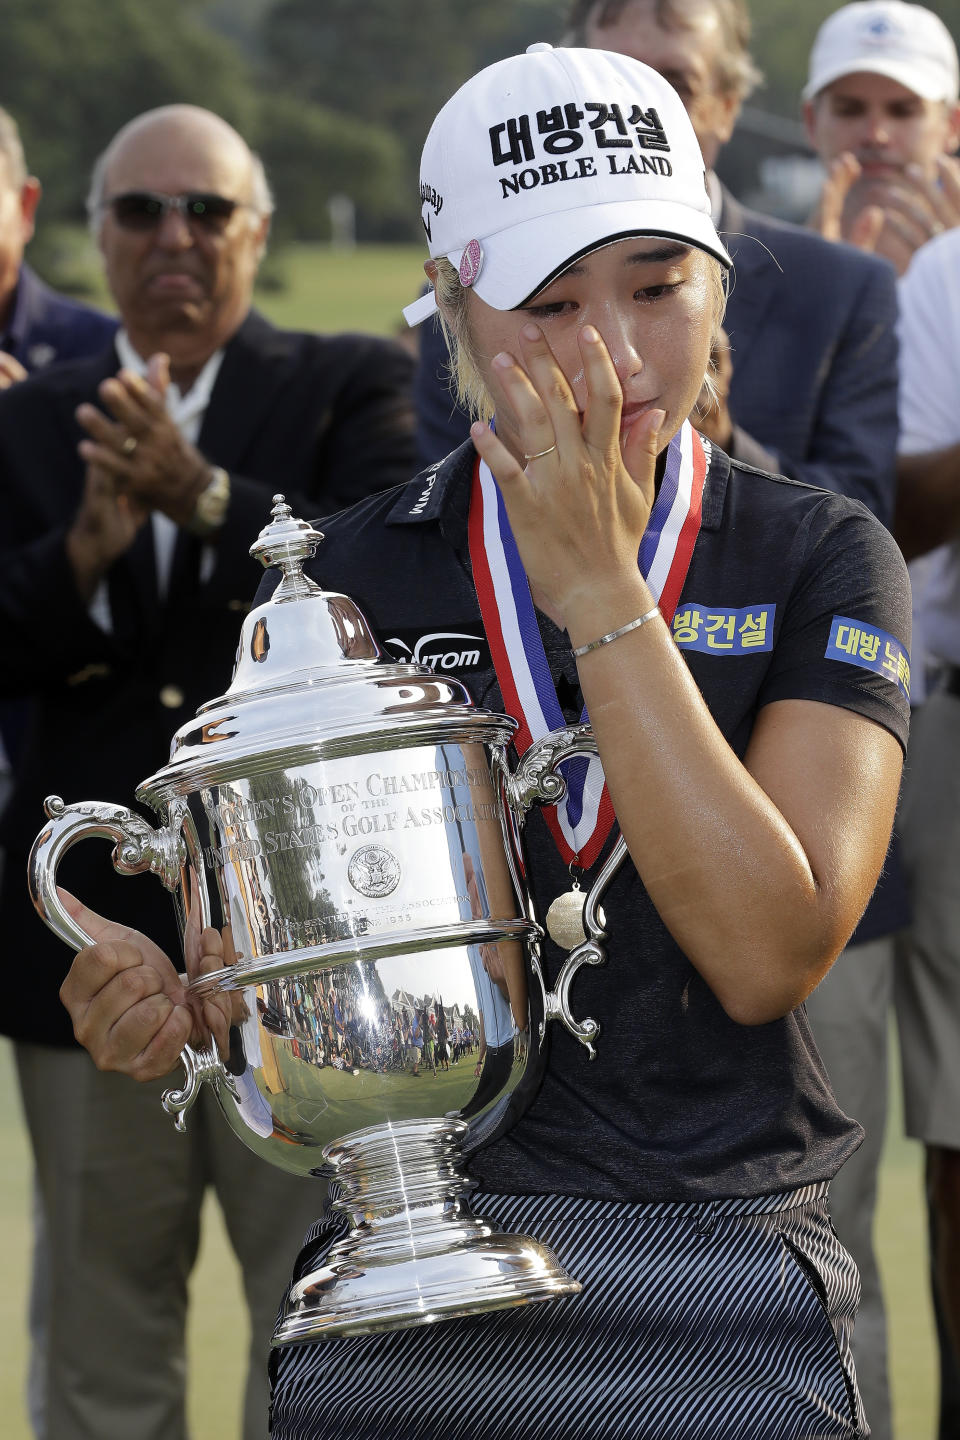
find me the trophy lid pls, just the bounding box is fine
[227,495,384,691]
[138,496,513,801]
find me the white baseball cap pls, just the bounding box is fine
[803,1,959,103]
[403,43,731,327]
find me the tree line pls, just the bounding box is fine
[3,0,960,247]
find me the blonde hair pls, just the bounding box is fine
[433,250,728,422]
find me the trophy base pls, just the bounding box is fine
[272,1227,580,1343]
[271,1117,581,1344]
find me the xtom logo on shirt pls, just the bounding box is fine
[672,603,776,654]
[825,617,910,700]
[385,630,491,673]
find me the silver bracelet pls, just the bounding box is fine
[572,605,661,658]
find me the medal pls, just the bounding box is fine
[545,871,606,951]
[546,881,587,950]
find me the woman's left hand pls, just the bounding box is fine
[470,323,664,627]
[57,887,232,1080]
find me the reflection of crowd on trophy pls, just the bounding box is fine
[264,975,363,1073]
[264,974,482,1080]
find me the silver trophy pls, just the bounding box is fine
[29,497,625,1343]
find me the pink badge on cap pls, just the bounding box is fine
[459,239,484,288]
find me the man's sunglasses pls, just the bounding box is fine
[101,191,248,231]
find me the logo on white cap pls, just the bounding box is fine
[804,1,960,103]
[403,43,730,327]
[458,239,484,288]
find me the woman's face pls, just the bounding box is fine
[461,237,717,463]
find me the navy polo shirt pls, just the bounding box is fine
[269,439,910,1204]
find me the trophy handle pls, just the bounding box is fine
[505,722,597,816]
[28,795,220,1132]
[161,1043,225,1133]
[28,794,185,952]
[505,726,629,1059]
[541,834,628,1059]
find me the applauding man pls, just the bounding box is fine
[0,104,414,1440]
[804,0,960,274]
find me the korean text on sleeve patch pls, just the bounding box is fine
[825,616,910,700]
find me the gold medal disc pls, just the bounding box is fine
[545,888,588,950]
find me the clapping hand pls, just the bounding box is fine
[0,349,28,389]
[75,353,212,526]
[812,151,960,273]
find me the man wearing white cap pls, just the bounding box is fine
[804,0,960,273]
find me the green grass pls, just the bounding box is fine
[0,1026,937,1439]
[878,1024,937,1438]
[0,1044,32,1440]
[254,243,427,338]
[266,1041,483,1139]
[0,1041,251,1439]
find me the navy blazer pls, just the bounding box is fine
[412,188,899,526]
[717,189,898,524]
[0,267,117,774]
[0,310,415,1044]
[2,263,117,371]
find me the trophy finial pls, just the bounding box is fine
[249,495,324,596]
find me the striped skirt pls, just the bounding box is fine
[268,1182,867,1440]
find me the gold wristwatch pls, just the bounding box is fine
[187,466,231,537]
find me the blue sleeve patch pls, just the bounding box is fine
[672,603,776,654]
[825,616,910,699]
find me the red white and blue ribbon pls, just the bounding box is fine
[468,419,707,869]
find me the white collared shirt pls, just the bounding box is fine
[897,230,960,698]
[89,331,225,629]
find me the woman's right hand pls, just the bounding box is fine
[58,888,231,1081]
[469,323,662,636]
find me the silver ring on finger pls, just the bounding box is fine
[523,443,557,462]
[121,434,138,456]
